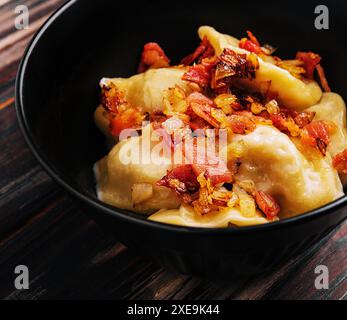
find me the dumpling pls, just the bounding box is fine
[198,26,322,110]
[100,67,191,114]
[94,125,180,213]
[230,125,344,217]
[149,203,269,228]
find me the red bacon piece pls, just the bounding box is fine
[316,64,331,92]
[239,31,262,54]
[157,165,200,194]
[247,30,260,47]
[182,57,217,87]
[150,112,168,130]
[101,84,143,136]
[109,109,143,136]
[181,36,215,65]
[332,148,347,174]
[301,120,333,155]
[187,92,220,128]
[239,39,261,54]
[293,111,316,128]
[188,116,213,131]
[255,190,280,219]
[269,113,288,132]
[138,42,170,73]
[182,64,211,87]
[296,51,321,79]
[183,137,233,186]
[228,114,256,134]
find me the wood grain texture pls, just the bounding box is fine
[0,0,346,300]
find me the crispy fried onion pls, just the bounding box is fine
[214,49,259,88]
[138,42,170,73]
[182,49,259,89]
[275,59,306,79]
[101,83,144,136]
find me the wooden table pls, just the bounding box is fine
[0,0,346,300]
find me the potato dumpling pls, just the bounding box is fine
[100,68,191,114]
[231,125,343,217]
[95,126,180,213]
[198,26,322,110]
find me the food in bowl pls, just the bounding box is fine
[93,26,347,228]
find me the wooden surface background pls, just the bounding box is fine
[0,0,346,300]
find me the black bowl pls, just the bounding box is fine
[16,0,347,276]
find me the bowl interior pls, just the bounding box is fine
[18,0,347,222]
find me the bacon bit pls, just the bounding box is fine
[296,51,322,79]
[247,30,260,47]
[239,30,262,54]
[101,84,126,114]
[101,84,143,136]
[301,120,334,156]
[255,190,280,219]
[216,49,259,86]
[157,165,200,198]
[272,108,316,129]
[138,42,170,73]
[183,137,233,186]
[239,38,262,54]
[109,109,143,136]
[227,114,256,134]
[182,57,217,87]
[181,36,215,65]
[263,109,301,136]
[187,92,220,128]
[269,113,287,131]
[204,164,233,186]
[316,64,331,92]
[293,111,316,128]
[150,112,168,130]
[188,116,213,131]
[182,64,211,87]
[332,148,347,174]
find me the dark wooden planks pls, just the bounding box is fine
[0,0,346,300]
